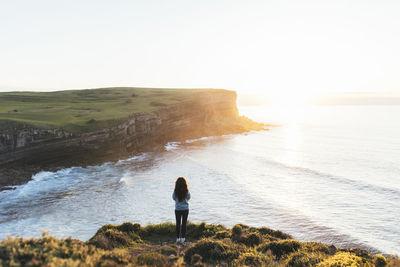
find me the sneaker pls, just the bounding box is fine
[176,238,181,243]
[181,238,185,243]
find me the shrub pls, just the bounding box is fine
[184,239,238,264]
[119,222,141,233]
[231,226,262,246]
[257,227,292,240]
[214,230,230,239]
[232,233,262,247]
[158,245,177,256]
[316,252,365,267]
[0,234,134,266]
[375,254,387,267]
[142,222,175,236]
[187,222,226,240]
[387,256,400,267]
[233,252,275,267]
[88,222,142,249]
[136,252,170,267]
[303,242,337,255]
[286,251,326,267]
[232,224,243,240]
[340,248,372,260]
[242,232,262,247]
[99,253,132,265]
[258,239,301,259]
[140,222,176,243]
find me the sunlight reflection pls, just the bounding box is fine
[268,104,307,124]
[264,102,304,166]
[279,123,302,166]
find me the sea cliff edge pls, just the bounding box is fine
[0,88,266,188]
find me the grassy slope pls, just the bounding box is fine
[0,222,398,267]
[0,87,222,133]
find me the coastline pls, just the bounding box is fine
[0,118,267,190]
[0,88,267,189]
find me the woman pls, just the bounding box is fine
[172,177,191,243]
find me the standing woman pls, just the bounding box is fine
[172,177,191,243]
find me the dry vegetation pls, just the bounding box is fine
[0,222,398,266]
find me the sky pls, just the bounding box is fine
[1,0,400,97]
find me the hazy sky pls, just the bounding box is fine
[1,0,400,95]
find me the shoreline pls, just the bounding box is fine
[0,124,268,190]
[0,88,267,189]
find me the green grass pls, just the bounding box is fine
[0,87,229,133]
[1,222,399,266]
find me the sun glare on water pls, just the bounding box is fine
[266,91,317,124]
[261,91,321,166]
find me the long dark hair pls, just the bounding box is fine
[174,177,188,202]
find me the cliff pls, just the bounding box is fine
[0,222,396,266]
[0,88,265,187]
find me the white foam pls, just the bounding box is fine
[164,142,181,151]
[116,153,149,165]
[31,171,54,182]
[185,136,218,143]
[119,173,133,184]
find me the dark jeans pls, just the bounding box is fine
[175,209,189,238]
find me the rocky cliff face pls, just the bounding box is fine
[0,91,264,187]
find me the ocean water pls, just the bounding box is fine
[0,105,399,255]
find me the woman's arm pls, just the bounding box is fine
[186,192,191,201]
[172,192,176,200]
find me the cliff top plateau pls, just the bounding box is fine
[0,87,233,133]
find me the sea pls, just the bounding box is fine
[0,105,399,256]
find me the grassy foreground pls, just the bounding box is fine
[0,222,398,267]
[0,87,226,133]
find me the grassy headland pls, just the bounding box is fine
[0,87,266,188]
[0,87,228,133]
[0,222,397,266]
